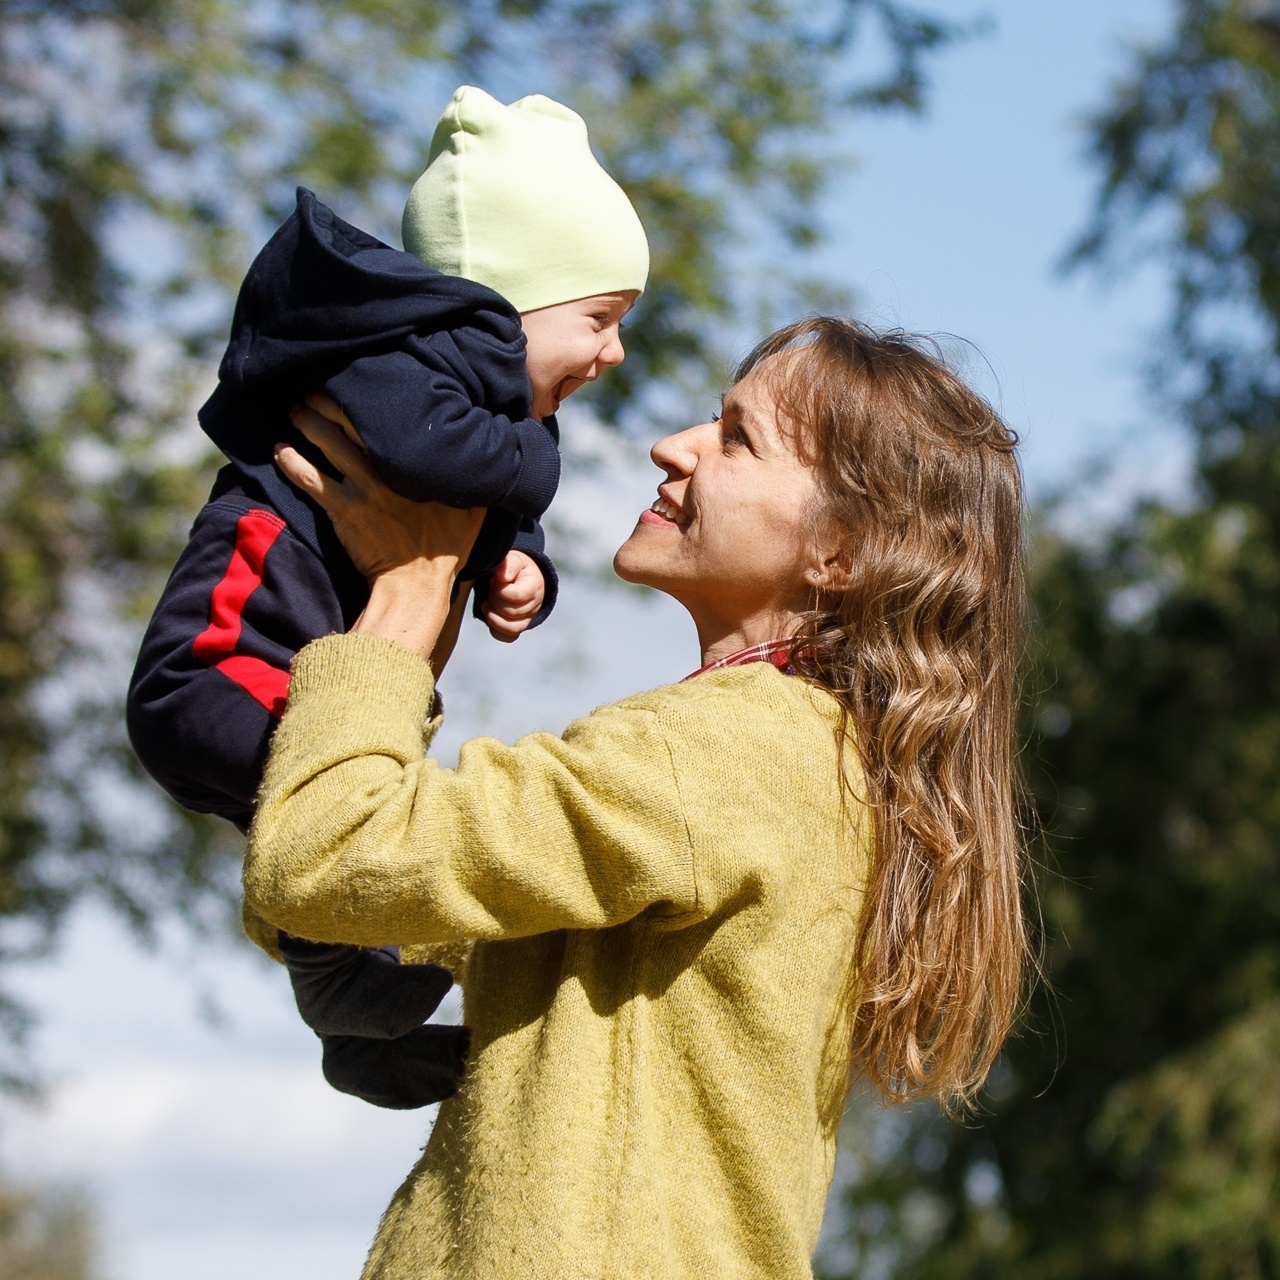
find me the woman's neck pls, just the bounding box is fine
[694,608,804,668]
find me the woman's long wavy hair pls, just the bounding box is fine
[740,318,1027,1109]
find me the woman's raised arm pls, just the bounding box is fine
[252,397,700,949]
[243,632,698,948]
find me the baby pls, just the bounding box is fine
[127,86,648,1108]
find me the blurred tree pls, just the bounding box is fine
[0,1179,95,1280]
[0,0,957,1075]
[822,2,1280,1276]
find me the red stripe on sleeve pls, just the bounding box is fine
[193,510,291,718]
[212,653,290,718]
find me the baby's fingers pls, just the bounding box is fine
[488,590,542,620]
[482,608,532,643]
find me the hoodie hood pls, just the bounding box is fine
[198,189,529,565]
[217,187,522,394]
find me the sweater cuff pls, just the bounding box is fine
[287,633,438,746]
[242,901,285,963]
[500,419,561,518]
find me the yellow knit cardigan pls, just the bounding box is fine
[243,632,869,1280]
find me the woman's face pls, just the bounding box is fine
[614,355,828,639]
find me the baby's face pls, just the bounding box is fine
[520,291,638,420]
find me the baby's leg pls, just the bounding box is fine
[277,933,455,1039]
[278,933,469,1109]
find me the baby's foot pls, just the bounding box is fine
[321,1024,472,1109]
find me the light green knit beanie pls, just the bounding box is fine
[402,86,650,314]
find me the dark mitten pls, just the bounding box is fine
[278,931,454,1039]
[321,1024,472,1109]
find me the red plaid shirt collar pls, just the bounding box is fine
[685,638,797,680]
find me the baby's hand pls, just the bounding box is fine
[481,551,545,643]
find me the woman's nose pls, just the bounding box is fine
[650,423,705,477]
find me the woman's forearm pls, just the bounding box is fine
[352,560,457,663]
[430,578,473,675]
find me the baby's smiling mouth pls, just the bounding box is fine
[552,374,590,408]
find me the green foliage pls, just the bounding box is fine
[822,3,1280,1277]
[1071,0,1280,340]
[0,0,956,1070]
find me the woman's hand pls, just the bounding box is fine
[276,394,486,665]
[278,395,484,585]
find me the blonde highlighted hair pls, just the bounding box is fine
[739,318,1027,1109]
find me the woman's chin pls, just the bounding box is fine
[613,526,666,587]
[612,537,645,585]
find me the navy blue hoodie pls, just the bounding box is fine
[127,189,561,827]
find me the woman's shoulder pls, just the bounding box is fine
[615,662,841,723]
[554,666,846,783]
[626,666,863,880]
[580,664,845,766]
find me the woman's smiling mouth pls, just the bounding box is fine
[641,493,687,529]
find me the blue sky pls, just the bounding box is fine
[822,0,1182,504]
[1,5,1185,1278]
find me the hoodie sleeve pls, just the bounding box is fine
[126,499,348,826]
[322,342,561,519]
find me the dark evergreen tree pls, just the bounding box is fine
[824,3,1280,1276]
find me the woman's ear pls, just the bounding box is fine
[805,544,852,597]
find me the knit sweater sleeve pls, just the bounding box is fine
[243,633,697,949]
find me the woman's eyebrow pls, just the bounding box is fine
[724,395,774,446]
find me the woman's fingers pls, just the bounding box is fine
[305,391,353,432]
[305,392,366,450]
[274,442,344,512]
[289,404,378,486]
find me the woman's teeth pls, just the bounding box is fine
[650,496,684,525]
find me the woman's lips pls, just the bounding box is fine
[639,508,678,527]
[641,494,686,528]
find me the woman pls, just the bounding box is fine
[244,317,1028,1279]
